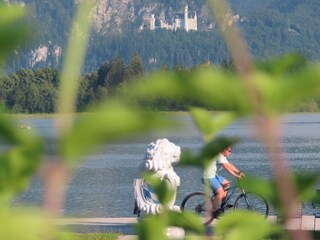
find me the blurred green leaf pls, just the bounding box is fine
[60,101,174,163]
[278,64,320,111]
[255,54,308,76]
[0,114,43,198]
[0,4,30,65]
[57,232,77,240]
[313,189,320,206]
[293,173,319,202]
[0,208,56,240]
[0,147,39,196]
[215,211,282,240]
[190,107,237,142]
[135,215,167,240]
[56,0,96,132]
[123,68,253,113]
[239,173,320,218]
[0,115,30,145]
[124,60,320,117]
[238,176,278,208]
[168,211,205,234]
[144,173,175,206]
[179,136,238,168]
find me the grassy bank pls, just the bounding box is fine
[60,232,120,240]
[313,231,320,240]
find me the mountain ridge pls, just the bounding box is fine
[5,0,320,73]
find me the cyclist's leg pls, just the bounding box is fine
[209,176,225,212]
[213,187,224,211]
[221,179,230,189]
[221,178,230,202]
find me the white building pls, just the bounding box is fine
[150,14,156,31]
[175,5,197,31]
[160,19,174,30]
[150,5,197,32]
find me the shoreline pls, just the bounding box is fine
[57,216,320,233]
[6,111,320,119]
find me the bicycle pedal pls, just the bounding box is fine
[213,208,223,219]
[225,204,233,208]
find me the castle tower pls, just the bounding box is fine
[194,12,198,31]
[184,5,189,32]
[150,14,155,30]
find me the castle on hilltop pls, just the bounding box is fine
[150,5,197,32]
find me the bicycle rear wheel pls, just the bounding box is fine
[180,192,214,225]
[234,192,269,217]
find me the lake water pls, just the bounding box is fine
[12,113,320,217]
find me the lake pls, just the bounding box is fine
[12,113,320,217]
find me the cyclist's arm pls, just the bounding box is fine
[221,162,245,178]
[229,163,245,176]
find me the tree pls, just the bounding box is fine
[107,56,126,89]
[97,61,111,88]
[77,72,98,110]
[126,52,143,79]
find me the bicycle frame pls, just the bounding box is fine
[223,185,268,213]
[220,183,248,209]
[220,185,237,209]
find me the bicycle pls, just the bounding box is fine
[180,181,269,225]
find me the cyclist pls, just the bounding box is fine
[202,146,245,218]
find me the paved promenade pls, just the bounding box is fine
[58,215,320,239]
[58,217,138,235]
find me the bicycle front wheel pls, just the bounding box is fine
[234,192,269,217]
[180,192,214,225]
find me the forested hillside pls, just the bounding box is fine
[0,54,145,113]
[4,0,320,73]
[2,53,319,114]
[241,0,320,60]
[84,29,229,73]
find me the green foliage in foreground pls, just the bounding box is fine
[1,1,320,240]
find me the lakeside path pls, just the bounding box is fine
[58,217,138,235]
[58,215,320,237]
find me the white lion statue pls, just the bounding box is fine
[133,138,181,216]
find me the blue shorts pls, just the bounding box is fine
[202,175,225,194]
